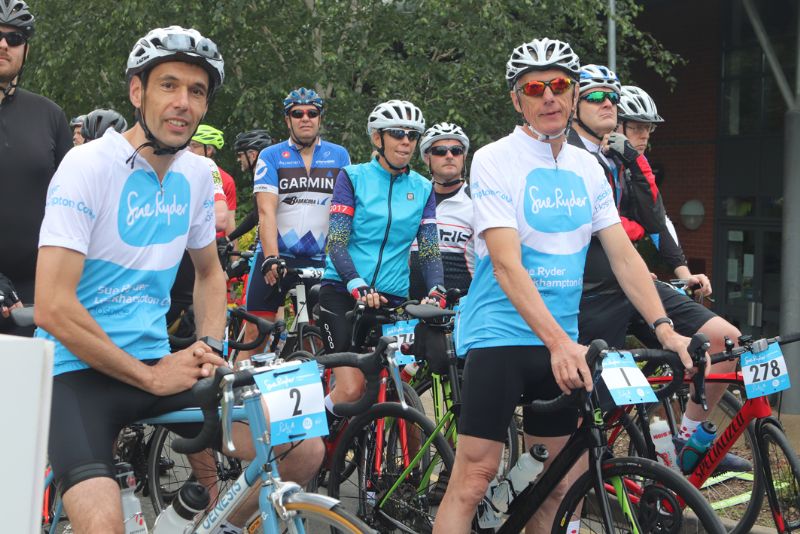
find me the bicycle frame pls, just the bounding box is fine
[44,391,321,533]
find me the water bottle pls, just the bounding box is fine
[477,444,549,529]
[400,361,420,382]
[116,462,148,534]
[152,482,209,534]
[649,418,680,473]
[678,421,717,474]
[275,330,288,355]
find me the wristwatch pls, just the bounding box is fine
[199,336,224,355]
[650,317,674,332]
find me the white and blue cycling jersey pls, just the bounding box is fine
[35,129,217,375]
[252,138,350,261]
[455,126,620,354]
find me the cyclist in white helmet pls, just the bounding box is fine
[434,39,698,533]
[319,99,445,420]
[35,26,323,533]
[409,121,475,298]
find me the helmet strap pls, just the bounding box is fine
[515,85,577,142]
[1,42,28,103]
[377,132,408,173]
[125,74,194,168]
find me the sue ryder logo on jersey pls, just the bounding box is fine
[524,168,591,233]
[118,170,190,247]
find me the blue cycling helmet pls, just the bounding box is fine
[283,87,324,114]
[578,64,621,93]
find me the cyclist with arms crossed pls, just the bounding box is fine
[409,122,474,299]
[319,100,446,419]
[0,0,72,334]
[243,88,350,358]
[571,69,743,448]
[34,27,322,534]
[433,39,699,534]
[609,84,742,445]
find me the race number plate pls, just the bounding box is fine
[382,319,419,366]
[253,360,328,445]
[601,351,657,406]
[741,343,790,399]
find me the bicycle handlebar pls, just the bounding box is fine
[315,336,402,416]
[171,336,401,454]
[169,307,275,352]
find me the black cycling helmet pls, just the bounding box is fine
[234,129,272,153]
[0,0,35,37]
[69,114,86,128]
[81,109,129,141]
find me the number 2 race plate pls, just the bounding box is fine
[254,360,328,446]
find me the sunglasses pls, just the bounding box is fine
[519,77,574,97]
[429,145,465,157]
[0,31,27,47]
[289,108,321,119]
[158,31,221,61]
[580,90,621,105]
[383,128,421,141]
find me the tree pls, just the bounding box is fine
[24,0,682,218]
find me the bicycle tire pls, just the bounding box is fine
[327,402,455,533]
[758,420,800,532]
[608,389,764,533]
[552,456,726,534]
[147,425,245,514]
[283,324,326,357]
[279,494,376,533]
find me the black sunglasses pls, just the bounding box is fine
[0,31,27,47]
[289,108,321,119]
[383,128,421,141]
[428,145,465,157]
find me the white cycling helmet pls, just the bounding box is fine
[419,122,470,156]
[618,85,664,123]
[578,64,621,94]
[506,38,581,89]
[126,26,224,95]
[366,100,425,135]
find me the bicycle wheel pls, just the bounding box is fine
[283,324,326,356]
[759,420,800,532]
[553,456,725,534]
[608,389,764,533]
[246,491,375,533]
[328,402,455,533]
[147,425,245,514]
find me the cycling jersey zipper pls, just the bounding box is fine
[370,174,396,287]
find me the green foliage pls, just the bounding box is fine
[24,0,681,221]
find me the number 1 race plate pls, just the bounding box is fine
[253,360,328,446]
[741,343,790,399]
[382,320,419,366]
[601,351,658,406]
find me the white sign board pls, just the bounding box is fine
[0,335,53,533]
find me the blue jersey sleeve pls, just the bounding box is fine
[417,188,444,292]
[253,147,279,195]
[327,170,365,291]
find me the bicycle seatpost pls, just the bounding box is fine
[688,332,711,410]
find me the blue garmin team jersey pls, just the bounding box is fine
[455,127,620,354]
[252,138,350,261]
[35,130,218,375]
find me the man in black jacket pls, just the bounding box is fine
[0,0,72,334]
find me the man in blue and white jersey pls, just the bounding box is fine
[242,87,350,354]
[434,38,699,534]
[34,27,323,533]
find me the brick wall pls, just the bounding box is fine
[631,0,722,277]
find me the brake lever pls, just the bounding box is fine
[384,340,407,410]
[220,373,236,453]
[688,333,711,410]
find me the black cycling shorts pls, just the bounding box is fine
[49,364,213,494]
[458,345,579,442]
[244,251,323,314]
[579,281,718,348]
